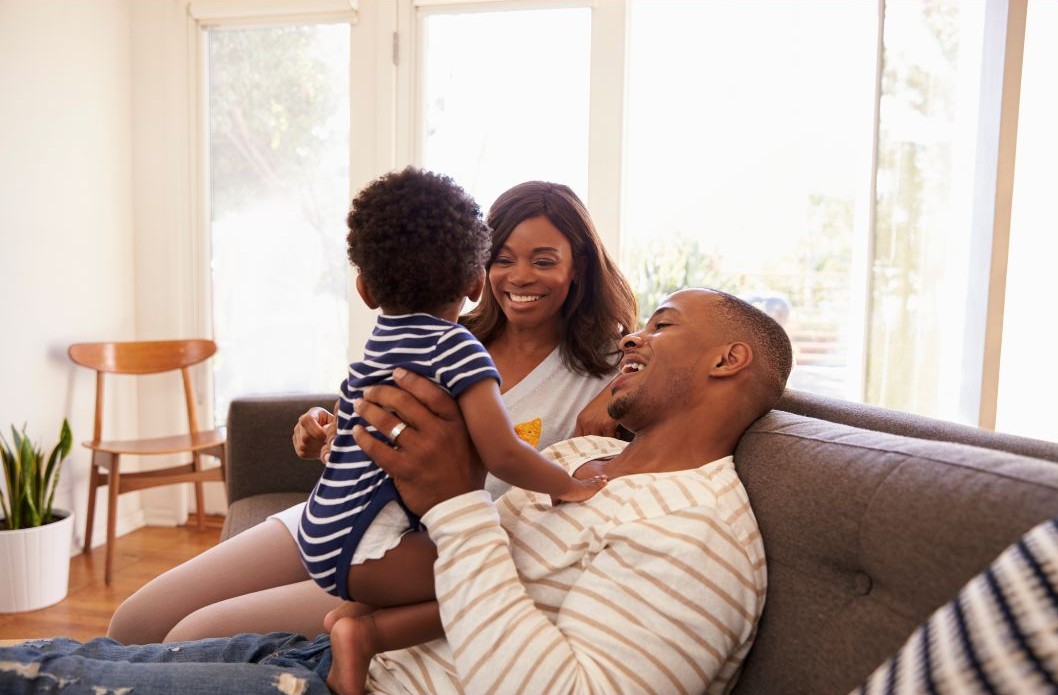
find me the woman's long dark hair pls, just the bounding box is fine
[462,181,637,377]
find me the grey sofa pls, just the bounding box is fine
[223,389,1058,695]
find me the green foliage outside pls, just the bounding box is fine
[623,232,734,327]
[209,25,341,219]
[867,1,960,413]
[0,420,72,530]
[209,25,349,300]
[624,190,853,332]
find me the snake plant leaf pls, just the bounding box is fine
[42,419,73,519]
[0,436,12,525]
[0,420,73,529]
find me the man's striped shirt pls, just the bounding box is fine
[366,436,767,695]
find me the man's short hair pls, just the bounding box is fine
[712,290,794,411]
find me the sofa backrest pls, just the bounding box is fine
[225,393,336,504]
[730,394,1058,695]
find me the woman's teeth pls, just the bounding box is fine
[509,293,541,303]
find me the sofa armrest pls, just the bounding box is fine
[224,393,337,506]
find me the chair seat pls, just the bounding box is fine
[82,429,226,456]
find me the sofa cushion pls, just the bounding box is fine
[225,393,334,505]
[730,410,1058,695]
[221,492,308,540]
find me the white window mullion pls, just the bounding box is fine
[850,0,886,403]
[586,0,628,257]
[966,0,1026,430]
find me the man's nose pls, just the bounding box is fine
[620,332,644,351]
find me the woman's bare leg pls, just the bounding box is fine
[107,519,340,644]
[327,601,443,695]
[166,576,342,642]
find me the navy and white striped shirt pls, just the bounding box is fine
[297,313,499,599]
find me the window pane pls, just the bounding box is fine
[624,0,878,398]
[997,1,1058,442]
[420,7,590,210]
[867,1,987,421]
[208,25,350,424]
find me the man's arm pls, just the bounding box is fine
[421,493,762,694]
[355,371,764,694]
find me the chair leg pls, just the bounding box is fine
[192,452,206,531]
[105,457,121,586]
[83,455,100,554]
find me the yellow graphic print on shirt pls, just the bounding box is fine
[513,418,542,448]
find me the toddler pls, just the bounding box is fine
[297,167,605,695]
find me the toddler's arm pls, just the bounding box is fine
[458,380,605,502]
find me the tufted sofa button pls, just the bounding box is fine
[853,573,873,595]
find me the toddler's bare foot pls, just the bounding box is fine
[327,615,377,695]
[324,601,374,633]
[553,475,608,504]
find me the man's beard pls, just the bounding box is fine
[607,390,635,423]
[608,386,654,430]
[607,371,692,430]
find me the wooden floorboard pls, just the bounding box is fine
[0,520,222,641]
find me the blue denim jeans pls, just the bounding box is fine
[0,632,333,694]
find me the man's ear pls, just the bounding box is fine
[467,270,486,302]
[709,342,753,377]
[356,275,380,309]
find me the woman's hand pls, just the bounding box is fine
[574,384,621,438]
[353,369,485,516]
[292,403,338,462]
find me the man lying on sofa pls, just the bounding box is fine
[0,288,793,695]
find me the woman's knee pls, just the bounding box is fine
[107,587,172,644]
[164,606,224,643]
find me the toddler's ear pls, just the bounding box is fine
[467,269,486,302]
[356,275,380,309]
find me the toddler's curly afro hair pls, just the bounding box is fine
[347,167,490,314]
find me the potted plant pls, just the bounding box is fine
[0,419,74,612]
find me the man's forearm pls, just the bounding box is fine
[423,477,764,695]
[423,491,589,694]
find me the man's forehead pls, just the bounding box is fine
[652,289,720,318]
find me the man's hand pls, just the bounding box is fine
[292,404,338,462]
[574,384,620,438]
[353,368,484,516]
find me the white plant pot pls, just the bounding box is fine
[0,509,74,613]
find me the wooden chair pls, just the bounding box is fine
[68,340,227,585]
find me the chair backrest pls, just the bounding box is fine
[68,340,218,442]
[68,340,217,374]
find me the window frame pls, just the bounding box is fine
[186,0,1034,434]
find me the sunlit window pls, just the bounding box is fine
[997,0,1058,442]
[419,7,591,211]
[868,0,987,421]
[624,0,877,399]
[207,24,350,424]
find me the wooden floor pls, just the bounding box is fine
[0,520,222,641]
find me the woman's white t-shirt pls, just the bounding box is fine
[270,347,614,536]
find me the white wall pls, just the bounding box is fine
[129,1,229,523]
[0,0,140,547]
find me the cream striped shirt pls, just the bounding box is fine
[366,436,767,695]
